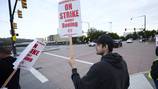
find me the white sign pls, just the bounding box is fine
[13,39,48,83]
[58,0,82,37]
[13,39,46,70]
[156,35,158,46]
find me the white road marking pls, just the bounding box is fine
[44,52,94,65]
[30,67,48,83]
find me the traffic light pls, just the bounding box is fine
[18,10,22,18]
[12,33,19,41]
[12,35,17,41]
[21,0,27,9]
[134,28,136,31]
[125,28,127,31]
[143,28,145,31]
[13,22,17,29]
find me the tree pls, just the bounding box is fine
[107,33,120,39]
[133,32,139,40]
[138,31,144,37]
[79,36,87,43]
[87,28,121,41]
[120,36,126,41]
[87,28,106,42]
[125,34,133,40]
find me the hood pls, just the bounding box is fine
[101,53,124,69]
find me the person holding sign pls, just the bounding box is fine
[0,47,20,89]
[68,35,129,89]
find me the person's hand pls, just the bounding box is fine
[68,57,76,69]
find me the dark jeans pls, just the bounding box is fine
[154,79,158,89]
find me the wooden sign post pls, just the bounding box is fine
[69,36,75,63]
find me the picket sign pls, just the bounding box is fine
[1,39,48,89]
[14,39,48,83]
[14,39,46,70]
[58,0,82,38]
[58,0,82,69]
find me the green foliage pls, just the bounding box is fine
[107,33,120,39]
[120,36,126,41]
[72,29,158,43]
[85,28,120,42]
[87,28,107,41]
[125,30,157,40]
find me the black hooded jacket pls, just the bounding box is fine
[0,56,20,89]
[71,53,129,89]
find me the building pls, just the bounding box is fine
[47,34,69,45]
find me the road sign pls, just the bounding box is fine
[58,0,82,37]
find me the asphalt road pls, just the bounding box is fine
[19,41,156,89]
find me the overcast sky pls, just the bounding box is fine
[0,0,158,39]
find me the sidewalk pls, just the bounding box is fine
[129,73,155,89]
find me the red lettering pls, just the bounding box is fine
[65,3,72,10]
[33,44,38,48]
[24,56,33,62]
[59,10,79,19]
[32,49,36,55]
[30,49,34,54]
[60,13,63,19]
[30,49,40,56]
[62,22,78,28]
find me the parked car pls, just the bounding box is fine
[113,39,122,48]
[126,39,133,43]
[88,42,96,47]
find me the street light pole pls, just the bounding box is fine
[8,0,18,57]
[130,15,146,31]
[144,15,146,31]
[130,15,147,40]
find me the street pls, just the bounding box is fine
[20,41,156,89]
